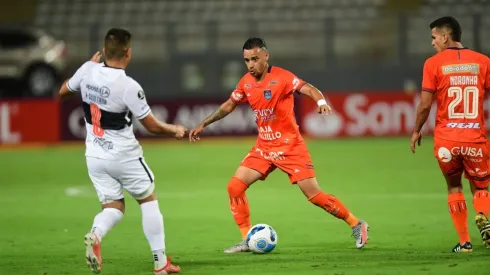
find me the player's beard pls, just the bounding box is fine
[250,64,266,79]
[249,69,261,79]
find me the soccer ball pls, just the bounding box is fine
[246,224,278,254]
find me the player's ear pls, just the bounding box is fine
[126,48,132,59]
[264,51,270,62]
[442,32,450,44]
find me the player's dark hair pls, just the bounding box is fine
[104,28,132,59]
[243,37,267,51]
[430,16,462,42]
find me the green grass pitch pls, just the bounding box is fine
[0,137,489,275]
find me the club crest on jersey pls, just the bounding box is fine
[264,89,272,100]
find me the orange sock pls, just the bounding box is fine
[228,177,251,240]
[473,190,490,217]
[309,192,359,227]
[448,193,470,244]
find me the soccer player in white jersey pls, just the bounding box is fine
[58,28,185,274]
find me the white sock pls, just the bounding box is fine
[141,200,167,269]
[90,208,124,241]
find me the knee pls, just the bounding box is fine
[227,177,249,197]
[102,199,125,214]
[473,180,490,191]
[137,192,157,205]
[297,178,322,199]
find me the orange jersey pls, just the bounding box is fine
[422,47,490,142]
[230,66,306,150]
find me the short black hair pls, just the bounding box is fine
[242,37,267,51]
[104,28,132,59]
[429,16,462,42]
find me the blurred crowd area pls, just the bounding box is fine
[2,0,490,144]
[1,0,490,99]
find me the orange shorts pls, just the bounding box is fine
[240,141,316,184]
[434,137,490,188]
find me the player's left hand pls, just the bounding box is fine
[410,131,422,154]
[317,104,332,115]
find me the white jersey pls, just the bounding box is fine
[67,61,151,161]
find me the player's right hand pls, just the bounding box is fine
[173,125,188,140]
[410,131,422,154]
[189,124,205,142]
[90,51,102,63]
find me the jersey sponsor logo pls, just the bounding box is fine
[263,89,272,100]
[258,125,281,141]
[244,84,252,89]
[138,90,145,100]
[268,81,278,86]
[292,77,301,90]
[232,91,243,101]
[445,122,480,129]
[438,147,452,162]
[468,167,489,176]
[475,168,489,176]
[254,147,285,161]
[442,63,480,75]
[254,108,276,122]
[93,137,114,151]
[467,158,482,163]
[86,84,110,98]
[451,146,483,158]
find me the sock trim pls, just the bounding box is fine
[307,192,322,202]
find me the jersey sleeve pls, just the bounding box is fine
[230,77,248,104]
[282,69,306,95]
[123,80,151,120]
[67,61,96,92]
[422,58,437,93]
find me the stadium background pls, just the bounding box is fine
[2,1,490,275]
[3,0,490,143]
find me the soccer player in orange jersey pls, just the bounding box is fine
[411,16,490,252]
[189,37,369,252]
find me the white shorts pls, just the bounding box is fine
[86,157,155,204]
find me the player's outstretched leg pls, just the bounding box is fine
[138,193,180,274]
[297,178,368,249]
[308,191,369,248]
[472,189,490,248]
[85,202,124,273]
[224,176,252,253]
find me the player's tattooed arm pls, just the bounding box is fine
[203,108,227,126]
[189,99,237,141]
[202,99,237,126]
